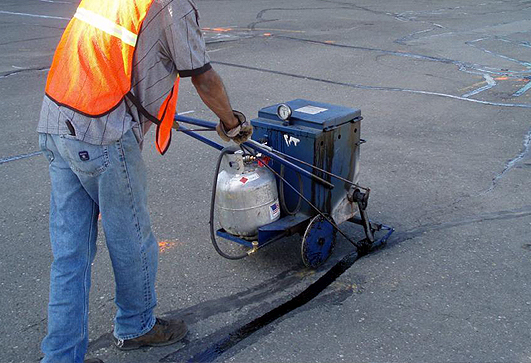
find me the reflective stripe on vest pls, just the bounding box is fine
[74,7,138,47]
[45,0,179,155]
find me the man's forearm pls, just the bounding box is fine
[191,68,239,129]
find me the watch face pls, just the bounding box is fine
[277,104,292,121]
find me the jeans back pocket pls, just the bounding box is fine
[58,135,110,177]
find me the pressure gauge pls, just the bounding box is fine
[277,103,292,121]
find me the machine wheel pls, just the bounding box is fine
[301,215,337,268]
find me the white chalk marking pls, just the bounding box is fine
[38,0,74,3]
[0,10,69,20]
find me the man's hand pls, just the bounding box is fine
[216,110,253,144]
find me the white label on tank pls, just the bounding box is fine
[269,202,280,220]
[295,105,328,115]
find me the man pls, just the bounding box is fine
[37,0,252,362]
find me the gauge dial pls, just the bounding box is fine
[277,104,293,121]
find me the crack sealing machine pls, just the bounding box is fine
[175,99,393,268]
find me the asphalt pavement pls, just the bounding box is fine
[1,0,530,362]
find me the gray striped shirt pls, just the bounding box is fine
[37,0,211,146]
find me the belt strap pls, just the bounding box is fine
[126,91,161,125]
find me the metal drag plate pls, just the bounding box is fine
[301,215,336,268]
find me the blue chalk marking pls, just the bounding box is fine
[0,151,43,165]
[513,80,531,97]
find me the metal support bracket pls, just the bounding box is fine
[347,187,375,247]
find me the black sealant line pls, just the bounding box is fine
[160,204,531,363]
[0,67,50,79]
[162,238,389,363]
[211,60,531,108]
[183,250,363,363]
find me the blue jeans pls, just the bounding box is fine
[39,130,158,363]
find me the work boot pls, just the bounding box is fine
[84,359,104,363]
[114,318,188,351]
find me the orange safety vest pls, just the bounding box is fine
[45,0,179,155]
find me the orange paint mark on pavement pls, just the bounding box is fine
[495,76,509,80]
[202,27,233,32]
[324,40,335,44]
[158,240,177,253]
[263,33,272,36]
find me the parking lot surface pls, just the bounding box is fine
[1,1,530,362]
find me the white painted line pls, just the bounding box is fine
[177,111,195,116]
[0,10,69,20]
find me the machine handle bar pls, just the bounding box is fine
[175,115,335,190]
[246,139,370,192]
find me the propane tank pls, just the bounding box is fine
[216,150,280,239]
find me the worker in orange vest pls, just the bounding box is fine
[37,1,252,362]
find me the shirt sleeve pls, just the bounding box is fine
[164,1,211,77]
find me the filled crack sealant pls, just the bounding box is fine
[0,10,69,20]
[212,60,531,109]
[482,127,531,194]
[513,79,531,97]
[163,254,362,363]
[467,38,531,71]
[394,25,445,45]
[388,205,531,249]
[0,67,50,79]
[0,151,42,165]
[268,34,531,101]
[161,234,392,363]
[158,205,530,363]
[462,74,496,98]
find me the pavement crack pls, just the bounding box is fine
[394,25,445,45]
[481,127,531,194]
[160,249,369,363]
[87,267,308,352]
[20,318,47,333]
[0,67,49,79]
[466,37,531,71]
[247,6,353,31]
[462,74,496,98]
[317,0,397,18]
[0,10,69,20]
[0,151,43,165]
[389,205,531,246]
[275,34,529,77]
[0,35,60,46]
[162,267,307,325]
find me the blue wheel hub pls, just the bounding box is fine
[301,215,336,268]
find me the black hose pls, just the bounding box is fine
[279,164,302,215]
[210,148,250,260]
